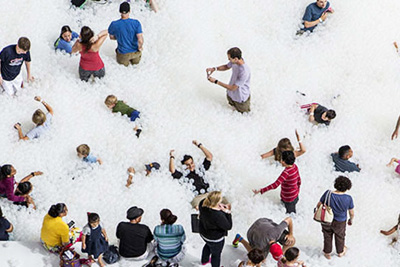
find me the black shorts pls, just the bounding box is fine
[277,230,289,245]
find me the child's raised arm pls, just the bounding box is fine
[35,96,54,115]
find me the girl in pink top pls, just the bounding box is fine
[72,26,108,82]
[0,164,42,209]
[386,157,400,175]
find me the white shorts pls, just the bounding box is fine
[1,75,23,95]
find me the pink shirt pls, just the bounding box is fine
[79,49,104,71]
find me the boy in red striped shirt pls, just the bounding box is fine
[253,151,301,214]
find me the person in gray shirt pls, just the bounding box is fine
[246,217,295,257]
[331,145,360,173]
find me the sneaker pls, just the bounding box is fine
[201,258,211,265]
[142,256,159,267]
[135,129,142,138]
[232,233,242,248]
[168,264,179,267]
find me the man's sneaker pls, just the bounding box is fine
[168,264,179,267]
[232,233,243,248]
[135,129,142,138]
[201,258,211,265]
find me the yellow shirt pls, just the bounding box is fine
[40,214,69,247]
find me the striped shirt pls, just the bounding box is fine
[260,164,301,202]
[154,224,186,260]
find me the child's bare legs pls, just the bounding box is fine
[97,254,105,267]
[240,238,253,252]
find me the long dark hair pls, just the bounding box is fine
[15,182,32,196]
[48,203,67,218]
[60,25,72,39]
[80,26,94,52]
[0,165,13,181]
[160,209,177,225]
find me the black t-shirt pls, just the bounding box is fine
[314,105,330,125]
[0,45,31,81]
[171,158,211,194]
[0,217,11,241]
[116,222,153,257]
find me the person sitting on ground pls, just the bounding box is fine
[108,2,144,66]
[253,151,301,214]
[40,203,71,253]
[72,26,108,82]
[76,144,103,164]
[380,214,400,249]
[0,164,42,209]
[169,140,217,209]
[126,162,160,187]
[331,145,360,173]
[387,157,400,175]
[245,217,295,258]
[278,247,307,267]
[0,37,34,96]
[206,47,251,113]
[82,212,109,267]
[116,206,154,260]
[236,248,266,267]
[301,103,336,126]
[300,0,333,33]
[14,96,54,141]
[54,25,79,54]
[391,115,400,140]
[0,206,13,241]
[153,209,186,266]
[261,130,306,161]
[104,95,142,137]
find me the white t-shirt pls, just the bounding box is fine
[26,113,53,139]
[82,222,104,235]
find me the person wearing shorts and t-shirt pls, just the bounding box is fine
[108,2,144,66]
[206,47,251,113]
[301,0,333,32]
[0,37,34,95]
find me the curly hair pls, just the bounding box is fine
[334,176,352,192]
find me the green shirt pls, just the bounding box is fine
[112,100,136,117]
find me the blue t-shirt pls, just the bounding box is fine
[83,154,97,163]
[302,2,330,32]
[331,153,360,173]
[0,45,31,81]
[108,18,143,54]
[0,217,11,241]
[320,190,354,222]
[54,32,79,54]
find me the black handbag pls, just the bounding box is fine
[191,214,200,233]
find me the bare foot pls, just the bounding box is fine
[338,246,347,257]
[324,253,331,259]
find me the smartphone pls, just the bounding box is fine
[67,220,75,229]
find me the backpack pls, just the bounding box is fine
[103,245,120,264]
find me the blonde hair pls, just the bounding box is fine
[32,109,46,125]
[203,191,222,208]
[105,95,118,106]
[76,144,90,156]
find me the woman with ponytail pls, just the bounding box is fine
[0,164,42,209]
[199,191,232,267]
[153,209,186,266]
[40,203,70,252]
[71,26,108,82]
[278,247,306,267]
